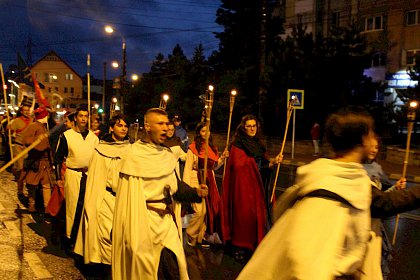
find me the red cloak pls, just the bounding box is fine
[222,145,267,251]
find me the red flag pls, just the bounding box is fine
[32,73,50,108]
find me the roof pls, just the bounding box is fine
[30,50,83,80]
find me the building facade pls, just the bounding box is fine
[283,0,420,98]
[30,51,84,109]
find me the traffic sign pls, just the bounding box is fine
[287,89,304,109]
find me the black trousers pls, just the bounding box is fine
[158,248,180,280]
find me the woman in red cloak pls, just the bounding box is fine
[183,123,228,247]
[222,115,280,262]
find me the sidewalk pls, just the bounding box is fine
[281,152,420,184]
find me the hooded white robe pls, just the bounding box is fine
[237,158,372,280]
[112,141,187,280]
[74,140,130,264]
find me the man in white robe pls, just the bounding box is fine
[74,115,130,266]
[237,108,376,280]
[112,108,208,280]
[55,107,98,249]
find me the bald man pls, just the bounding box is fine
[112,108,208,280]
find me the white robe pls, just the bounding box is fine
[237,158,372,280]
[63,129,98,238]
[74,140,129,264]
[112,141,187,280]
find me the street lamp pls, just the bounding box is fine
[131,74,139,81]
[105,25,126,114]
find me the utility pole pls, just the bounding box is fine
[258,0,268,122]
[121,40,127,115]
[102,62,106,122]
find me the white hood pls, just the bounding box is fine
[295,158,371,210]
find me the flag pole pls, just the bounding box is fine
[87,54,91,130]
[392,100,418,245]
[270,97,296,203]
[222,89,237,180]
[0,63,14,159]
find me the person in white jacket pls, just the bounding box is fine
[238,108,375,280]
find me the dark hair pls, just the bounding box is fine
[74,106,89,121]
[194,122,217,153]
[231,114,265,147]
[109,114,128,129]
[325,107,374,155]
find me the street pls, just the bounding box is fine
[0,162,418,279]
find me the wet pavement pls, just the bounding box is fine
[0,155,419,279]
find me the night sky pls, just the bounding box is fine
[0,0,222,79]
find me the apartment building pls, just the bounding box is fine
[283,0,420,99]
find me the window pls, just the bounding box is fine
[407,10,420,25]
[406,49,420,65]
[372,52,386,67]
[70,87,74,96]
[48,87,51,93]
[64,87,68,93]
[54,87,58,92]
[65,73,74,80]
[364,16,386,31]
[44,73,58,83]
[331,12,340,28]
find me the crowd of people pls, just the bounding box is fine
[0,104,419,280]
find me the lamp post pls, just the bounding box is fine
[102,62,106,122]
[105,25,126,114]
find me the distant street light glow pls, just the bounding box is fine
[409,100,419,109]
[112,61,119,68]
[131,74,139,81]
[104,25,114,34]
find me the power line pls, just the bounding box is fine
[15,0,217,24]
[7,3,220,32]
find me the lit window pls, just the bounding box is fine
[364,16,386,31]
[47,73,58,83]
[65,73,74,80]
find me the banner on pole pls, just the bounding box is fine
[287,89,304,109]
